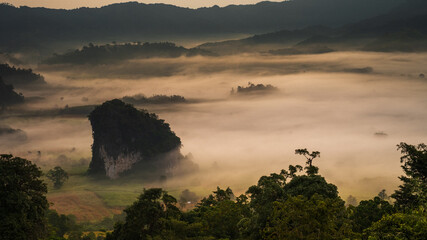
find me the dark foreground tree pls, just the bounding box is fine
[0,154,49,240]
[348,195,393,234]
[47,166,69,189]
[392,143,427,210]
[106,188,181,240]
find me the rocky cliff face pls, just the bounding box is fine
[88,99,182,179]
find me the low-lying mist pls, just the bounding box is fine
[2,51,427,201]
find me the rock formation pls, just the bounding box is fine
[88,99,182,179]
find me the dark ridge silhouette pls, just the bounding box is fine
[0,77,24,108]
[122,94,186,105]
[199,25,336,55]
[0,63,46,87]
[43,42,214,65]
[199,0,427,54]
[298,0,427,52]
[0,125,27,143]
[0,0,404,53]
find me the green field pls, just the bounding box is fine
[44,166,204,222]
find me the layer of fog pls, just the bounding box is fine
[2,51,427,201]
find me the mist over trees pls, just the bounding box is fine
[46,166,69,189]
[231,82,278,95]
[103,144,427,240]
[43,42,213,65]
[0,63,46,87]
[0,77,24,109]
[122,94,187,105]
[0,142,426,239]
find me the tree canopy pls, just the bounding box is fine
[46,166,69,189]
[0,154,49,240]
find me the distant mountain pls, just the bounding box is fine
[200,0,427,54]
[198,25,336,54]
[43,42,214,65]
[0,0,404,53]
[297,0,427,52]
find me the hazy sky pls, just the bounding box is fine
[5,0,283,9]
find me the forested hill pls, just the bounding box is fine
[43,42,214,65]
[199,0,427,54]
[0,0,404,52]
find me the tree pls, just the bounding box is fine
[391,143,427,210]
[191,187,250,239]
[46,209,80,238]
[106,188,180,240]
[346,195,358,206]
[365,208,427,240]
[0,154,49,240]
[348,196,393,233]
[47,166,69,189]
[263,194,352,240]
[378,189,390,201]
[295,148,320,175]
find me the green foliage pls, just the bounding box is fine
[191,187,250,239]
[365,208,427,240]
[348,196,394,233]
[0,154,49,240]
[106,188,181,240]
[392,143,427,210]
[46,210,80,239]
[263,194,350,240]
[243,149,339,239]
[283,175,339,200]
[47,166,69,189]
[60,144,427,239]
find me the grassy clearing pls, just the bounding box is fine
[45,165,210,222]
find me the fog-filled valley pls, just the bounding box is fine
[2,52,427,209]
[1,1,427,240]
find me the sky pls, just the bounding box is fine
[4,0,283,9]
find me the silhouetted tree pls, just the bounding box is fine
[295,148,320,175]
[392,143,427,210]
[0,154,49,240]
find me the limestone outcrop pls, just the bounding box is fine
[88,99,182,179]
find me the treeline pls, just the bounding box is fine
[0,63,46,87]
[43,42,214,65]
[122,94,186,105]
[104,145,427,240]
[231,82,279,95]
[0,77,24,109]
[1,143,426,240]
